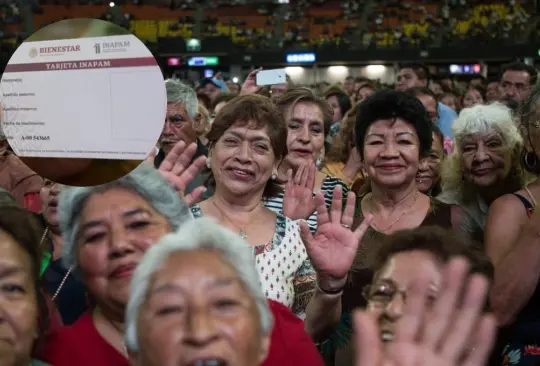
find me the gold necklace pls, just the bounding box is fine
[211,200,261,240]
[368,190,419,233]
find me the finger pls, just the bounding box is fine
[422,257,471,350]
[342,190,356,227]
[313,191,330,226]
[353,311,383,366]
[330,185,343,223]
[184,186,207,207]
[394,269,431,343]
[441,273,490,360]
[159,140,187,172]
[294,163,304,185]
[352,213,372,245]
[298,220,314,247]
[462,314,497,366]
[171,142,198,176]
[144,146,158,166]
[249,67,262,79]
[307,161,316,190]
[300,163,309,187]
[285,169,293,191]
[160,155,205,193]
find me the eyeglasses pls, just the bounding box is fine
[362,279,437,308]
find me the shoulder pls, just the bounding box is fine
[321,175,349,193]
[488,193,529,219]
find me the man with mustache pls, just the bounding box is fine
[153,79,210,196]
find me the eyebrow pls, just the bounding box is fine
[366,132,414,138]
[80,208,152,233]
[0,265,24,280]
[151,278,237,295]
[290,117,323,125]
[226,130,270,142]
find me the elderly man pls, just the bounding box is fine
[154,79,210,195]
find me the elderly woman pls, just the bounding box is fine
[37,165,193,366]
[322,102,366,188]
[125,217,324,366]
[266,87,349,229]
[438,103,528,242]
[191,94,370,341]
[484,85,540,365]
[0,205,53,366]
[416,126,445,196]
[353,229,496,366]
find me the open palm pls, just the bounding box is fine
[354,258,496,366]
[283,162,317,220]
[300,185,372,286]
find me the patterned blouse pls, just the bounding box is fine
[191,205,316,318]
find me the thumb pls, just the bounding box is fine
[299,220,313,248]
[145,146,159,166]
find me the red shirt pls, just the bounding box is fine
[37,302,323,366]
[37,312,128,366]
[264,300,324,366]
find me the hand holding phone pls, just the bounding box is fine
[256,69,287,86]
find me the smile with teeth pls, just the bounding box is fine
[380,330,394,342]
[189,359,226,366]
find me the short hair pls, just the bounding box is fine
[399,63,431,82]
[0,205,49,335]
[500,62,538,86]
[355,89,433,160]
[58,164,193,270]
[205,94,287,197]
[354,76,370,83]
[371,226,494,282]
[345,76,355,81]
[464,85,486,101]
[165,79,198,121]
[517,82,540,174]
[124,217,273,352]
[275,87,334,136]
[405,86,437,103]
[324,85,352,118]
[211,92,237,111]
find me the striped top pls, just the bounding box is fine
[263,175,349,232]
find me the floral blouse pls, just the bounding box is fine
[191,205,316,318]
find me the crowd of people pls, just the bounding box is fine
[1,57,540,366]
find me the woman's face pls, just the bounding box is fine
[357,87,375,103]
[133,250,270,366]
[460,130,511,188]
[416,133,444,193]
[366,250,442,347]
[77,188,172,309]
[210,123,277,197]
[0,230,38,366]
[326,95,343,123]
[40,179,64,228]
[429,82,443,97]
[284,102,325,169]
[363,118,420,189]
[462,89,484,109]
[440,95,457,112]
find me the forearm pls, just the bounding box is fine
[304,283,343,342]
[491,230,540,325]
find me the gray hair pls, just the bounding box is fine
[58,164,193,269]
[165,79,198,121]
[125,217,273,352]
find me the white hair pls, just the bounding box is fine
[124,217,273,352]
[452,102,523,150]
[165,79,198,121]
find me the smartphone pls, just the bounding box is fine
[256,69,287,86]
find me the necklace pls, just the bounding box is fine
[367,190,419,233]
[41,227,73,301]
[211,200,261,240]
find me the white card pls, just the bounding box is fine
[0,34,166,160]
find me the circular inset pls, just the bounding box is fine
[0,18,165,186]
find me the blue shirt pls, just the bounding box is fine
[437,102,457,139]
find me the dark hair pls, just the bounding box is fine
[500,62,538,86]
[405,86,437,103]
[206,94,287,197]
[345,76,355,81]
[325,101,363,164]
[354,76,371,84]
[429,126,445,196]
[399,63,431,83]
[372,226,494,283]
[464,85,486,103]
[275,87,334,136]
[0,206,49,339]
[197,92,211,110]
[210,92,237,112]
[324,85,352,120]
[355,90,433,159]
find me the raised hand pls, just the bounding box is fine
[158,141,207,206]
[299,185,372,290]
[240,68,263,95]
[354,258,496,366]
[283,161,317,220]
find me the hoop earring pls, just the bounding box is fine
[522,150,540,174]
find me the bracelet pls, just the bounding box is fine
[316,282,345,295]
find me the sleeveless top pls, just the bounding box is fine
[510,192,540,328]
